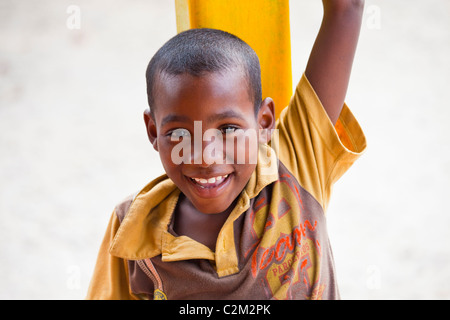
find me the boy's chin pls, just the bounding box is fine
[191,200,235,215]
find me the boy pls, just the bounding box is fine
[87,0,366,300]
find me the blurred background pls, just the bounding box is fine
[1,0,449,299]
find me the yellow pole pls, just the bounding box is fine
[175,0,292,119]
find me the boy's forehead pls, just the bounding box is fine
[153,70,254,121]
[157,68,248,93]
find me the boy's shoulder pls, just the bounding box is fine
[114,193,138,223]
[274,73,366,212]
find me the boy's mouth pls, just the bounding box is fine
[185,173,233,199]
[190,174,229,188]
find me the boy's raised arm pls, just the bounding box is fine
[305,0,364,125]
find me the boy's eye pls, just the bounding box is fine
[221,126,238,135]
[169,128,191,140]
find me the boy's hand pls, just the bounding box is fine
[305,0,365,125]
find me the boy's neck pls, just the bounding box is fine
[173,193,237,252]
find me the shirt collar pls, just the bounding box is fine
[109,143,279,261]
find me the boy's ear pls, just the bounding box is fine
[257,97,276,144]
[143,109,159,151]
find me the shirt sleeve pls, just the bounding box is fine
[274,73,367,213]
[86,211,139,300]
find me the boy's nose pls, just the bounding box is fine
[191,130,225,166]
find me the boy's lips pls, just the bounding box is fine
[184,173,233,199]
[190,174,229,187]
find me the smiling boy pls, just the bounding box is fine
[87,0,366,300]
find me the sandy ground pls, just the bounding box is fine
[1,0,449,300]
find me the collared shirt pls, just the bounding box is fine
[86,74,366,300]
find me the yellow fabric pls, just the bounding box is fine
[86,73,366,299]
[275,74,366,212]
[162,232,215,262]
[86,212,139,300]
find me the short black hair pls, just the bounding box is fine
[145,28,262,115]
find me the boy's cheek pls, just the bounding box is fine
[224,134,259,165]
[156,142,179,171]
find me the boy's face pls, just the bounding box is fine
[144,70,274,214]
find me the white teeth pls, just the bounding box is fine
[192,174,229,185]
